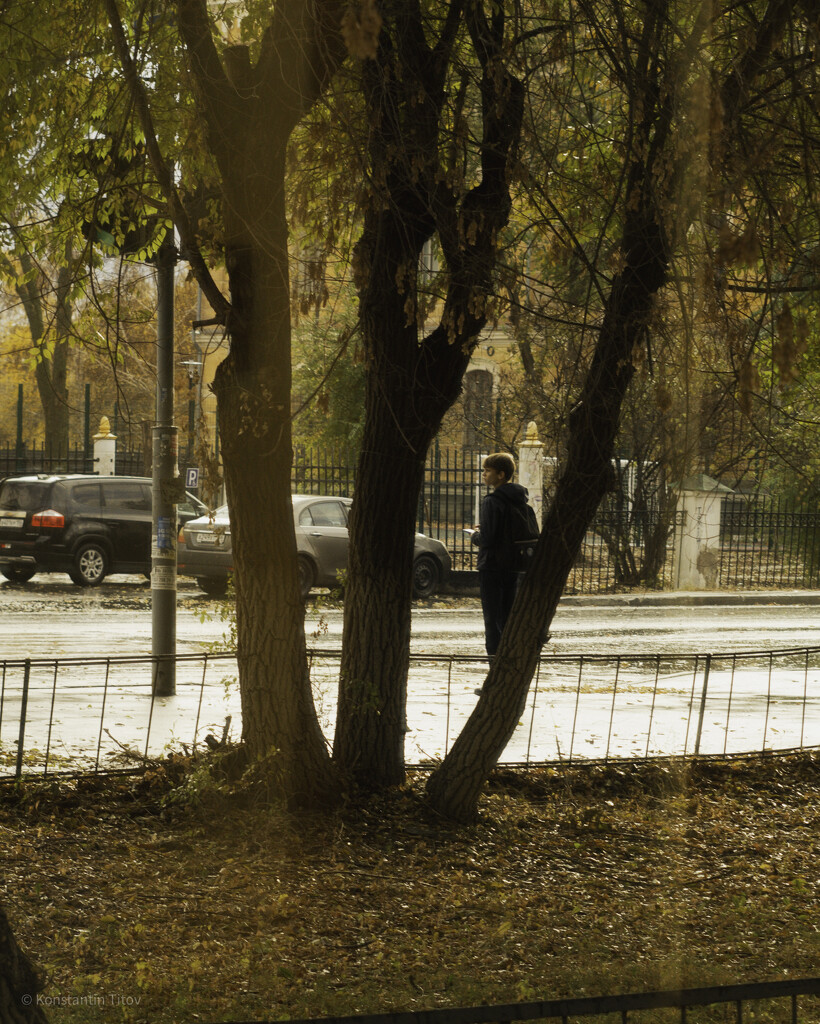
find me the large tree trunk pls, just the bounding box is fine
[333,0,523,789]
[334,419,427,786]
[163,0,347,808]
[334,257,470,783]
[0,907,48,1024]
[212,140,340,808]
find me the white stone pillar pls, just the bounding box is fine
[93,416,117,476]
[517,421,545,526]
[672,475,733,590]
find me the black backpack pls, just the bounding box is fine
[504,500,540,573]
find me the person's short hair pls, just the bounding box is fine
[484,452,515,481]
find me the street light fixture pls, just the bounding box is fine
[180,359,202,389]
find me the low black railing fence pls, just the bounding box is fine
[228,977,820,1024]
[3,645,820,782]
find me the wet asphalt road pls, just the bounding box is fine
[1,573,819,660]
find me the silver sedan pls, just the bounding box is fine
[177,494,450,600]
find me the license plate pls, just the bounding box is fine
[0,518,23,529]
[195,531,221,546]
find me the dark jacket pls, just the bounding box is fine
[473,481,531,572]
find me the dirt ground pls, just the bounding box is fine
[3,753,820,1024]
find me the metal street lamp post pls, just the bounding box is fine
[151,236,178,697]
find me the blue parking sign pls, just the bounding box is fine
[185,467,199,489]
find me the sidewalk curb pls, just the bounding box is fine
[441,572,820,607]
[558,591,820,607]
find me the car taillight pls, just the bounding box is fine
[178,527,186,542]
[31,509,65,529]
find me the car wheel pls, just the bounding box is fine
[412,554,440,599]
[297,555,315,600]
[197,576,228,598]
[69,543,108,587]
[0,566,36,584]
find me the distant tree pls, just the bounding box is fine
[0,244,72,461]
[292,316,366,453]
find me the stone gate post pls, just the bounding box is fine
[93,416,117,476]
[672,474,734,590]
[517,421,545,526]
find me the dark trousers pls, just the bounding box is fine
[479,569,520,656]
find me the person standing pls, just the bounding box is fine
[471,452,532,658]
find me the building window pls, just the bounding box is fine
[463,369,494,450]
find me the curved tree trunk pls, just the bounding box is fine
[0,907,49,1024]
[427,204,670,821]
[426,0,795,823]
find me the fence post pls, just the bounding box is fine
[84,383,92,469]
[93,417,117,476]
[672,475,733,590]
[15,384,24,471]
[431,438,441,523]
[187,398,196,465]
[15,660,31,781]
[517,421,545,526]
[694,654,711,756]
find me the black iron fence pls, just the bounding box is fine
[414,449,678,586]
[0,442,173,481]
[6,437,820,594]
[292,444,357,497]
[3,644,820,782]
[0,442,95,477]
[223,977,820,1024]
[721,498,820,589]
[418,445,482,571]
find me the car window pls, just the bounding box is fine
[300,501,347,527]
[102,481,151,511]
[0,481,51,510]
[69,483,102,511]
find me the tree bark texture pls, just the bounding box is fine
[0,908,48,1024]
[215,177,338,806]
[334,0,524,788]
[334,276,471,783]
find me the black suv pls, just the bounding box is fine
[0,475,207,586]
